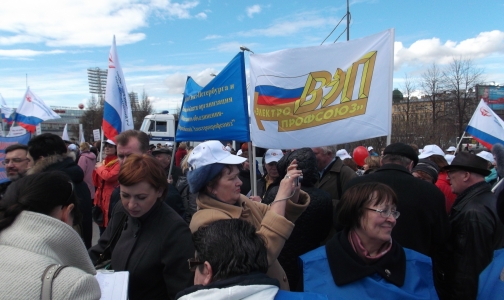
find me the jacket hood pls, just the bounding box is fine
[28,154,85,183]
[80,151,96,161]
[493,143,504,178]
[276,148,319,187]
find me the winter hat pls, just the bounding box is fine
[442,152,491,176]
[418,145,445,159]
[412,159,440,182]
[383,143,419,167]
[187,140,246,193]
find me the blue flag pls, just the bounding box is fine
[176,52,250,142]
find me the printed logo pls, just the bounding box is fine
[480,107,491,117]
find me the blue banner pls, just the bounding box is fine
[0,133,31,184]
[176,52,250,142]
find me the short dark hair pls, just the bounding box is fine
[193,219,268,281]
[0,171,80,232]
[5,144,28,155]
[381,154,412,167]
[338,182,398,230]
[115,130,150,153]
[28,133,67,161]
[428,155,448,169]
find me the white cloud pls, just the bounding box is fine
[0,49,65,58]
[195,12,207,19]
[394,30,504,69]
[203,34,223,40]
[238,15,336,37]
[0,0,204,48]
[247,5,261,18]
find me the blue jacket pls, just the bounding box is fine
[300,237,438,300]
[478,249,504,299]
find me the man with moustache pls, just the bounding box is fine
[0,144,32,199]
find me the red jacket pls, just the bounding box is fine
[92,155,120,227]
[175,148,187,167]
[436,171,457,213]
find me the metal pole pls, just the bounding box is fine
[454,132,466,154]
[346,0,350,41]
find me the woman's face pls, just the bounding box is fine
[104,143,116,156]
[120,181,162,218]
[264,162,279,180]
[358,195,397,245]
[209,165,242,205]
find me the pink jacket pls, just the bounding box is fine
[77,151,96,199]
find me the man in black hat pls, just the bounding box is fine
[338,143,449,259]
[438,151,504,300]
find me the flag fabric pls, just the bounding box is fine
[248,29,394,149]
[14,87,60,133]
[103,36,133,140]
[465,99,504,149]
[176,52,249,142]
[79,124,85,144]
[0,94,14,125]
[62,124,69,141]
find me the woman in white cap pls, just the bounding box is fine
[187,140,310,291]
[477,151,498,186]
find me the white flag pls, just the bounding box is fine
[15,87,60,133]
[62,124,69,141]
[249,29,394,149]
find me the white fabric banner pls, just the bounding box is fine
[249,29,394,149]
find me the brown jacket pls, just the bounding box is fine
[189,191,310,291]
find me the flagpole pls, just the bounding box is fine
[251,143,257,196]
[99,126,104,162]
[454,132,467,154]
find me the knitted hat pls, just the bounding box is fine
[412,159,440,182]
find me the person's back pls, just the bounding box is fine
[0,172,100,300]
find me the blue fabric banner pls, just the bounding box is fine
[0,133,31,184]
[176,52,250,142]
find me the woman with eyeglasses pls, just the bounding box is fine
[89,154,194,300]
[0,171,101,299]
[300,182,439,299]
[92,139,120,232]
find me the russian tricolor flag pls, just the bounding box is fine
[103,36,133,140]
[466,99,504,149]
[14,87,60,133]
[0,94,14,125]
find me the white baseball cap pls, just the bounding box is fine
[264,149,284,164]
[105,139,116,146]
[188,140,245,170]
[336,149,352,160]
[418,145,445,159]
[444,154,455,165]
[446,146,457,152]
[367,146,374,151]
[477,151,495,164]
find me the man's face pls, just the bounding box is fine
[312,147,332,171]
[154,153,171,169]
[5,149,31,181]
[447,169,468,195]
[117,138,143,165]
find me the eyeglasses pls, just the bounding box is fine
[2,158,29,165]
[365,207,400,219]
[187,258,204,272]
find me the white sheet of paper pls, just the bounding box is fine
[95,270,129,300]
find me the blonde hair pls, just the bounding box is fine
[80,142,90,151]
[180,149,193,173]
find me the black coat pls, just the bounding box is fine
[89,201,194,300]
[438,181,504,300]
[263,148,333,290]
[341,164,449,258]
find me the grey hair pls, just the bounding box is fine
[492,143,504,177]
[317,145,337,159]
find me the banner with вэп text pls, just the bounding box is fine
[249,29,394,149]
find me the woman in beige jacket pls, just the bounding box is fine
[187,141,310,290]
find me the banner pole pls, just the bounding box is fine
[99,126,104,162]
[251,143,257,196]
[454,132,466,154]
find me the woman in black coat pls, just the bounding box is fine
[263,147,332,289]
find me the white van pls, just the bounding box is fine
[140,113,177,147]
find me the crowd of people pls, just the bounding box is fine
[1,132,504,299]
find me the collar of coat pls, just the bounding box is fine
[175,272,279,300]
[451,181,491,214]
[325,229,406,287]
[196,193,250,219]
[376,163,412,175]
[27,153,68,175]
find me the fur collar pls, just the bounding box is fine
[28,154,68,175]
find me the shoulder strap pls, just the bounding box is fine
[40,264,67,300]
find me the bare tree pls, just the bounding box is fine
[132,89,154,129]
[79,95,104,142]
[443,57,484,137]
[419,63,447,144]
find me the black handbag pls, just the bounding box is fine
[94,214,128,269]
[92,205,104,226]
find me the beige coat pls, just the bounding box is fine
[189,191,310,290]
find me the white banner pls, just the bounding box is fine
[8,126,27,137]
[93,129,101,141]
[249,29,394,149]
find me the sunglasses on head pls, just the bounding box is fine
[187,258,204,272]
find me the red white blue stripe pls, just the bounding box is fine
[466,99,504,149]
[14,88,60,133]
